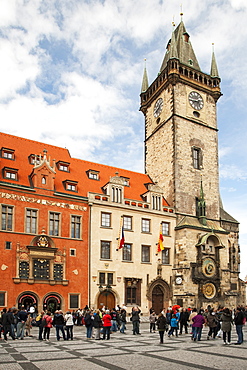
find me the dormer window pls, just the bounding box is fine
[29,154,42,165]
[121,177,130,186]
[112,186,122,203]
[3,167,18,181]
[42,177,46,185]
[152,194,161,211]
[57,161,70,172]
[63,180,78,192]
[87,170,99,180]
[1,147,15,160]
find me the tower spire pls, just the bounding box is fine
[210,43,219,78]
[198,176,207,226]
[141,59,149,93]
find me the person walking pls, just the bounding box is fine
[64,311,74,340]
[234,307,244,345]
[119,308,127,334]
[131,306,141,335]
[168,314,179,337]
[2,308,15,341]
[93,310,102,340]
[156,313,167,344]
[53,310,66,341]
[192,310,205,341]
[43,311,53,341]
[84,310,94,339]
[16,307,28,340]
[206,309,217,340]
[102,310,112,340]
[149,311,157,333]
[179,308,189,334]
[221,307,232,345]
[36,311,45,341]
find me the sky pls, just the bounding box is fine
[0,0,246,280]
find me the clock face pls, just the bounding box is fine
[153,98,163,118]
[202,283,216,299]
[175,276,182,285]
[188,91,204,110]
[202,258,216,278]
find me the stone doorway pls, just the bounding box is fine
[98,291,115,310]
[18,292,38,311]
[152,285,164,314]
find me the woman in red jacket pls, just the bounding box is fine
[43,311,53,341]
[102,310,112,340]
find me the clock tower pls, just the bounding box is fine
[140,19,244,308]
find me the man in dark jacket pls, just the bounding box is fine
[2,308,15,340]
[53,310,66,340]
[234,307,244,345]
[179,308,190,334]
[16,307,28,339]
[131,306,141,335]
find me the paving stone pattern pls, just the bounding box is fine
[0,324,246,370]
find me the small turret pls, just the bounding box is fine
[210,44,219,78]
[141,59,149,93]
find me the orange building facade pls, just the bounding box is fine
[0,133,89,312]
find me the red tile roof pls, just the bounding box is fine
[0,132,169,205]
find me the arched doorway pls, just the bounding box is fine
[98,291,115,310]
[43,294,61,313]
[18,292,38,311]
[152,285,164,314]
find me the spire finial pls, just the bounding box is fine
[141,58,149,93]
[180,3,183,20]
[212,42,215,52]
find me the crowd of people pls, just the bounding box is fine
[0,304,246,345]
[150,305,246,345]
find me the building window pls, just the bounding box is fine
[57,162,70,172]
[5,241,12,250]
[152,195,161,210]
[70,249,76,256]
[141,218,150,233]
[123,243,132,261]
[71,216,81,239]
[100,241,111,260]
[1,205,13,231]
[3,168,18,180]
[192,147,202,169]
[162,248,170,264]
[42,177,46,184]
[88,171,99,180]
[19,261,29,279]
[33,259,50,280]
[0,292,6,306]
[67,183,77,191]
[26,209,38,234]
[99,272,113,285]
[29,154,42,165]
[142,245,150,263]
[112,186,122,203]
[126,287,137,304]
[162,222,169,236]
[69,294,79,309]
[53,264,63,281]
[101,212,111,227]
[49,212,60,236]
[1,148,14,159]
[123,216,132,230]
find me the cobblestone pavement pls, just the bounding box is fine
[0,324,246,370]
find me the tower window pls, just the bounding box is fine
[192,147,202,169]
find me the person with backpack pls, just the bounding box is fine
[43,311,53,341]
[156,313,167,344]
[2,308,15,341]
[84,310,94,338]
[36,311,45,340]
[110,308,119,332]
